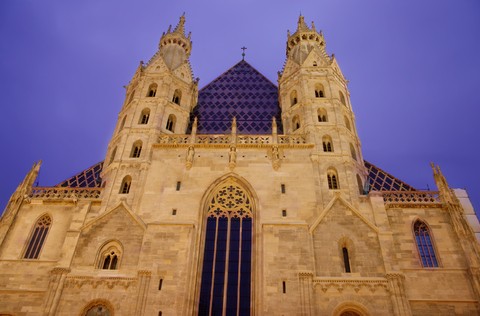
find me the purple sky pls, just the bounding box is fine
[1,1,479,216]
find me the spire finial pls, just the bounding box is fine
[241,46,247,60]
[296,14,310,32]
[173,13,186,35]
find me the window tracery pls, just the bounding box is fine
[23,214,51,259]
[199,179,253,315]
[414,220,439,267]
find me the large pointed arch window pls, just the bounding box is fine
[24,214,51,259]
[414,220,439,267]
[199,179,253,316]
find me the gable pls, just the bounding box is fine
[188,60,283,134]
[72,205,145,268]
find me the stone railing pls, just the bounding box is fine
[312,276,389,293]
[157,134,308,146]
[382,191,441,208]
[30,187,103,200]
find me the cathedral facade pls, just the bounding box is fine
[1,15,480,316]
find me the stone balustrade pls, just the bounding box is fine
[382,191,441,208]
[30,187,103,200]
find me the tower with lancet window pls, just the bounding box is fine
[0,14,479,316]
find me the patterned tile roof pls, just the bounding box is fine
[58,160,416,191]
[365,161,416,191]
[56,161,103,188]
[188,60,283,134]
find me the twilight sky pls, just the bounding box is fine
[1,0,479,216]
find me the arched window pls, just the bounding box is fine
[350,144,357,161]
[166,114,176,132]
[315,84,325,98]
[339,91,346,106]
[344,116,351,131]
[292,115,300,131]
[139,108,150,125]
[414,220,439,267]
[108,147,117,165]
[147,83,157,97]
[130,140,142,158]
[82,300,114,316]
[290,90,298,106]
[172,89,182,105]
[97,241,122,270]
[342,247,351,273]
[119,176,131,194]
[318,108,328,122]
[119,116,126,131]
[356,174,364,195]
[322,136,333,152]
[327,168,339,189]
[23,214,51,259]
[198,179,253,315]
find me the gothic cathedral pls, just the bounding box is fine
[1,15,480,316]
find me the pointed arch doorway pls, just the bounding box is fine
[198,177,254,316]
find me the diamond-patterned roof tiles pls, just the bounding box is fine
[188,60,283,134]
[56,161,103,188]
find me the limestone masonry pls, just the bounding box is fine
[1,15,480,316]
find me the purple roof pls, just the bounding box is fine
[188,60,283,134]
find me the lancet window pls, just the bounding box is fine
[108,147,117,165]
[290,90,298,106]
[166,114,176,132]
[198,179,253,315]
[292,115,300,131]
[339,91,346,106]
[147,83,157,97]
[318,108,328,122]
[350,144,357,161]
[139,108,150,125]
[315,84,325,98]
[172,89,182,105]
[413,220,439,267]
[344,116,351,131]
[356,174,364,195]
[131,140,142,158]
[327,169,339,189]
[322,136,333,152]
[23,214,51,259]
[119,176,131,194]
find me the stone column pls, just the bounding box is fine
[134,270,152,315]
[43,267,70,316]
[386,273,411,316]
[299,272,314,316]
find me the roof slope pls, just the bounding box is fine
[188,60,283,134]
[58,160,416,192]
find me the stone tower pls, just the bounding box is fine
[0,14,479,316]
[278,15,366,204]
[100,14,199,210]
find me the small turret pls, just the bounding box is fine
[286,15,329,65]
[159,14,192,70]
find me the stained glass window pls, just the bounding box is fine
[414,220,439,267]
[24,214,51,259]
[199,180,252,315]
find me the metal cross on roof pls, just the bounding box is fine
[241,46,247,60]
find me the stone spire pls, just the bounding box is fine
[285,15,327,62]
[159,14,192,69]
[173,13,186,35]
[296,15,311,32]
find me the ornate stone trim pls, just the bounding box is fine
[313,277,389,293]
[64,276,137,290]
[30,187,103,200]
[382,191,442,209]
